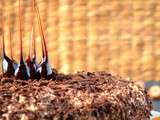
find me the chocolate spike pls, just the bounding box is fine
[30,27,38,68]
[8,20,13,60]
[31,0,37,61]
[26,27,40,79]
[33,0,55,80]
[32,27,36,60]
[15,0,30,80]
[33,0,47,59]
[1,14,15,77]
[19,0,23,63]
[8,18,18,70]
[27,33,31,60]
[25,27,32,64]
[1,16,5,57]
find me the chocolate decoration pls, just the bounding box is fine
[8,18,18,71]
[0,72,152,119]
[26,28,40,79]
[33,0,54,80]
[15,0,30,80]
[1,14,15,77]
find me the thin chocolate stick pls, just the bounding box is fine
[19,0,23,63]
[31,1,36,60]
[33,0,48,60]
[27,28,33,60]
[8,18,13,60]
[1,14,6,57]
[32,27,36,59]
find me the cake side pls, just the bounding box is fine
[0,72,152,120]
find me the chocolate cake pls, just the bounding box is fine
[0,0,152,119]
[0,72,152,120]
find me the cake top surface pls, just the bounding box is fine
[0,72,152,119]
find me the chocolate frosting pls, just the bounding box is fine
[0,71,152,120]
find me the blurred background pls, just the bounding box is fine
[0,0,160,110]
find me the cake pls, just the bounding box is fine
[0,72,152,120]
[0,0,152,119]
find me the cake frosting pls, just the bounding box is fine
[0,72,152,120]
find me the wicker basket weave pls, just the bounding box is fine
[0,0,160,81]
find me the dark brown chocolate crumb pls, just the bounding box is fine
[0,72,152,120]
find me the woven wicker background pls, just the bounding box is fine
[0,0,160,81]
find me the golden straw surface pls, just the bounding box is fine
[0,0,160,81]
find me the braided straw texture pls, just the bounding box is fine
[0,0,160,81]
